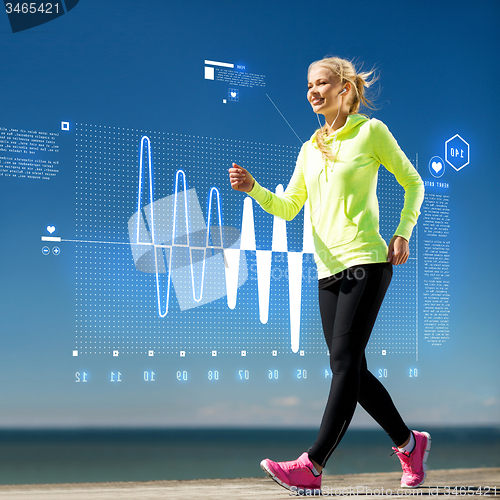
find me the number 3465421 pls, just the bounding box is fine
[5,3,60,14]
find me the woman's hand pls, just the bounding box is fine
[228,163,255,193]
[387,235,409,265]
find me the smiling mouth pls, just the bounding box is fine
[311,97,324,105]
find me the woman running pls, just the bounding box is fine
[228,56,428,493]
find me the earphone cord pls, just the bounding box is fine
[316,93,344,180]
[316,93,343,133]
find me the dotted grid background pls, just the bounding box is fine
[74,124,417,356]
[374,166,418,355]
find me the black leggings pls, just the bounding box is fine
[307,263,410,467]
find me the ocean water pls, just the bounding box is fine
[0,427,498,485]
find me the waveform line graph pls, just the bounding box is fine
[129,136,315,353]
[129,136,246,317]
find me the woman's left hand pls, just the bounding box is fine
[387,236,409,265]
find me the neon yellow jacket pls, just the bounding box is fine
[247,114,425,278]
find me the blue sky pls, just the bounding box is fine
[0,0,499,430]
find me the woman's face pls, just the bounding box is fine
[307,65,345,121]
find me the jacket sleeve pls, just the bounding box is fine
[370,120,425,241]
[246,144,308,221]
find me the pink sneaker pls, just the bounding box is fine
[393,431,431,488]
[260,452,321,494]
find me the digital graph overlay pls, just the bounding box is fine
[74,124,417,356]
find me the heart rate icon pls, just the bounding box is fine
[47,226,56,234]
[228,88,239,101]
[429,156,445,178]
[432,161,442,173]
